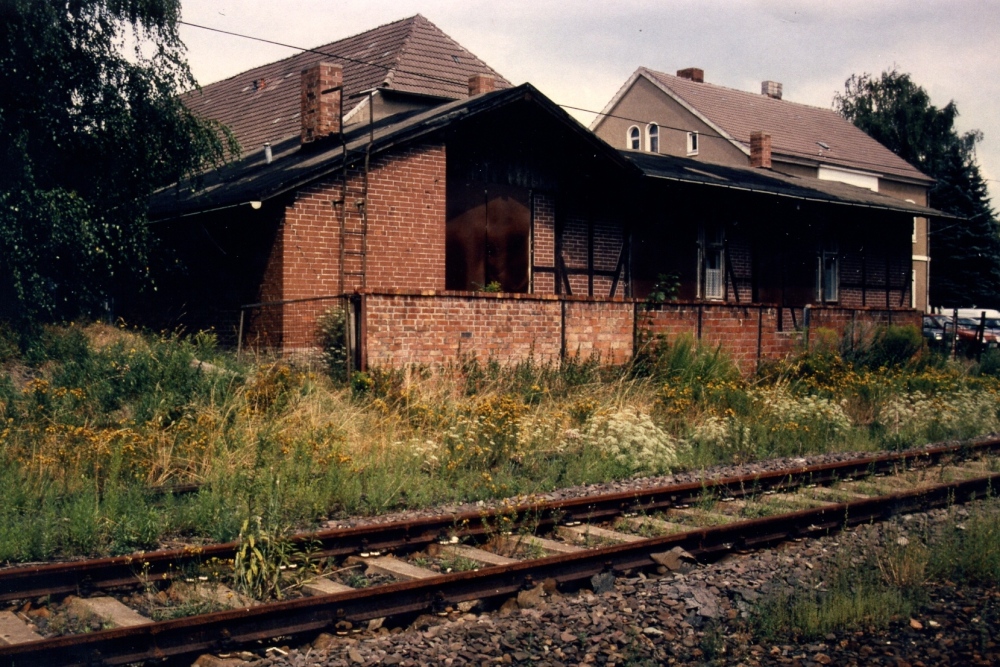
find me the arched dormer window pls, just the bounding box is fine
[628,126,640,150]
[647,124,659,153]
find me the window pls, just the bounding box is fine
[687,131,699,156]
[647,124,659,153]
[628,126,640,150]
[698,223,724,300]
[816,245,839,303]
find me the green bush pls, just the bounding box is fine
[847,325,924,370]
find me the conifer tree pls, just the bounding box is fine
[835,69,1000,308]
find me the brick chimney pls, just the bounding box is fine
[468,73,496,96]
[676,67,704,83]
[761,80,783,100]
[750,131,772,168]
[301,62,343,145]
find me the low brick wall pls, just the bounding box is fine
[364,292,563,366]
[242,291,921,375]
[640,303,802,373]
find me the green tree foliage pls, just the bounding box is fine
[0,0,236,322]
[835,69,1000,308]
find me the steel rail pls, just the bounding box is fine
[0,435,996,603]
[2,470,998,666]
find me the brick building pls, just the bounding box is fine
[148,18,945,373]
[591,67,935,312]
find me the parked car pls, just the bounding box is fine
[957,317,1000,347]
[922,315,953,345]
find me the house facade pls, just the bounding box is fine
[147,20,941,374]
[591,67,935,312]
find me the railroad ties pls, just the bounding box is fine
[2,435,1000,664]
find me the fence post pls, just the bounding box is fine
[344,295,353,377]
[952,308,959,360]
[756,305,763,367]
[237,309,245,359]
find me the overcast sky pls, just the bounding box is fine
[178,0,1000,202]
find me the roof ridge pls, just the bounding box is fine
[642,66,841,116]
[383,14,424,89]
[193,15,421,89]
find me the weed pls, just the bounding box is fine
[231,516,294,600]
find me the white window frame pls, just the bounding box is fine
[646,123,659,153]
[687,131,699,156]
[698,223,725,300]
[816,245,839,303]
[627,125,640,150]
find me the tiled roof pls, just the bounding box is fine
[640,68,932,184]
[182,15,511,154]
[151,84,627,220]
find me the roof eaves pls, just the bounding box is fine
[644,170,951,217]
[622,152,952,219]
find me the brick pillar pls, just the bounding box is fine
[301,62,343,144]
[468,73,496,96]
[750,131,772,168]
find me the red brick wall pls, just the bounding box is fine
[532,193,556,294]
[562,216,624,297]
[808,306,920,333]
[365,292,564,366]
[836,251,911,309]
[265,143,446,348]
[640,303,801,373]
[250,290,918,375]
[364,291,637,367]
[563,301,634,364]
[725,236,753,303]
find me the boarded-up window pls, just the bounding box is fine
[446,182,530,292]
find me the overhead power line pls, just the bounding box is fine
[178,19,933,180]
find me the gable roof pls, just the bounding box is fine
[622,151,947,218]
[151,84,631,220]
[599,67,932,185]
[182,15,511,154]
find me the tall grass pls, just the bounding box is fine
[0,323,998,562]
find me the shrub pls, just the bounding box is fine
[849,325,924,370]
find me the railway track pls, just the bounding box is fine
[1,436,999,666]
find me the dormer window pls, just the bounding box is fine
[647,124,659,153]
[687,131,699,156]
[628,126,640,150]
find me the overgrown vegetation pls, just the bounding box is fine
[0,322,998,571]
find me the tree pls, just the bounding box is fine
[0,0,235,322]
[835,68,1000,309]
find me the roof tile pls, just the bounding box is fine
[183,15,510,154]
[642,68,931,183]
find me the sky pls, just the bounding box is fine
[177,0,1000,202]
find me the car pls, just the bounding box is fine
[922,314,952,345]
[956,317,1000,347]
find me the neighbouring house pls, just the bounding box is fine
[146,19,945,374]
[591,67,935,312]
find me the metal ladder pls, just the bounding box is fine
[337,91,374,295]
